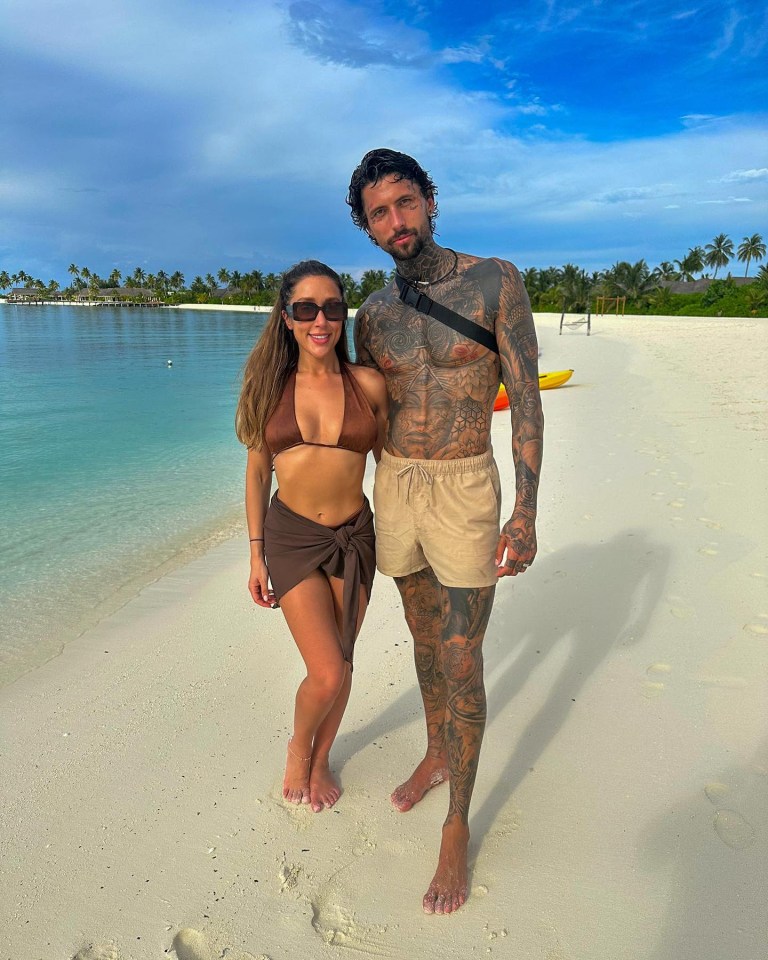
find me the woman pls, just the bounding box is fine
[236,260,387,813]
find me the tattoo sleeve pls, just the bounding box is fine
[353,309,378,369]
[496,263,544,516]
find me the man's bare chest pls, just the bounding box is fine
[367,309,495,373]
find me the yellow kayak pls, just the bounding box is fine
[494,370,574,410]
[539,369,574,390]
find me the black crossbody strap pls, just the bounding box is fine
[394,274,499,354]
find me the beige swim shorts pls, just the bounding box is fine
[373,448,501,588]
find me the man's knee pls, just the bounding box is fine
[441,585,495,642]
[395,567,442,631]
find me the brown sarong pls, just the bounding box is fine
[264,494,376,666]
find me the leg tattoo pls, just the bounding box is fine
[391,568,450,811]
[422,583,495,915]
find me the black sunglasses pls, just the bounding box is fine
[289,300,347,322]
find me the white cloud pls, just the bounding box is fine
[697,197,752,204]
[718,168,768,183]
[709,8,743,58]
[2,0,766,278]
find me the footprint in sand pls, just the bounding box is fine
[704,782,730,804]
[172,929,216,960]
[72,946,120,960]
[647,663,672,677]
[279,861,302,892]
[172,929,268,960]
[697,517,723,530]
[698,544,719,557]
[667,498,686,509]
[667,595,694,619]
[743,620,768,636]
[310,899,387,950]
[640,681,665,699]
[713,809,756,850]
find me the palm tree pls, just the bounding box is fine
[246,269,264,292]
[674,248,704,281]
[359,269,389,301]
[0,270,10,292]
[604,260,657,302]
[652,261,679,281]
[339,272,360,306]
[131,267,146,288]
[217,267,231,287]
[704,234,734,278]
[170,271,185,292]
[521,267,540,294]
[67,263,80,286]
[558,263,591,310]
[737,234,766,277]
[107,268,122,288]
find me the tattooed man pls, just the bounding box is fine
[347,149,544,915]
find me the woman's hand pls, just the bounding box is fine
[249,557,278,608]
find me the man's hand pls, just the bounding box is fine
[495,510,537,578]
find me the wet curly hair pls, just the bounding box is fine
[346,148,438,240]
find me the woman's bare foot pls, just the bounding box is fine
[283,738,311,805]
[309,759,342,812]
[422,819,470,915]
[391,754,449,812]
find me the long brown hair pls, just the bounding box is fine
[235,260,351,449]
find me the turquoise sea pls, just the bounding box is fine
[0,303,298,688]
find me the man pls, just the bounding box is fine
[346,149,544,915]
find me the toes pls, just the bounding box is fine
[422,895,436,915]
[423,887,466,915]
[391,790,414,812]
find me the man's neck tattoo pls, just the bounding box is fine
[396,247,458,286]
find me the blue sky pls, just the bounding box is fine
[2,0,766,285]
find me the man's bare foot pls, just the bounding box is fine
[309,760,342,812]
[422,819,470,915]
[391,754,449,812]
[283,738,311,805]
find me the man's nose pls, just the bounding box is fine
[389,206,406,230]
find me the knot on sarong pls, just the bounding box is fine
[396,462,433,505]
[334,527,352,552]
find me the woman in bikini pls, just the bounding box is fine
[236,260,387,812]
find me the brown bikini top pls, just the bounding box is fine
[265,364,377,458]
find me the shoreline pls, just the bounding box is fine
[1,312,766,959]
[2,297,762,321]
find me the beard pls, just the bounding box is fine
[384,229,428,262]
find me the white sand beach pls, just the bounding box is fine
[1,312,766,960]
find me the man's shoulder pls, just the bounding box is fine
[459,252,519,278]
[356,279,396,320]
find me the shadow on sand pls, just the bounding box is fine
[336,528,670,845]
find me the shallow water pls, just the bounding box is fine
[0,303,273,686]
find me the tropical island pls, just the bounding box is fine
[2,232,766,317]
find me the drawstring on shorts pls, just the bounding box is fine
[396,462,433,505]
